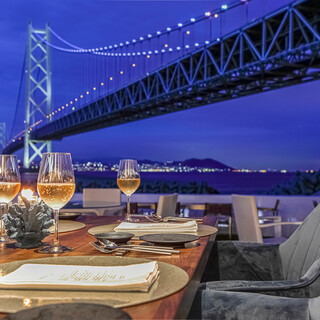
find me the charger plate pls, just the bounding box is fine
[49,220,85,233]
[88,223,217,239]
[0,256,189,313]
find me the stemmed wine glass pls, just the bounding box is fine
[37,153,75,253]
[117,159,140,222]
[0,155,21,243]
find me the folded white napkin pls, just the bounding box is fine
[114,220,198,236]
[0,261,159,292]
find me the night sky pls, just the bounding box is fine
[1,0,319,171]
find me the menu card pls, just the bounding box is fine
[114,220,198,236]
[0,261,159,292]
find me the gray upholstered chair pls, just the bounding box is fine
[189,205,320,319]
[201,290,320,320]
[200,204,320,296]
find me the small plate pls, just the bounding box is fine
[139,233,199,247]
[94,232,135,245]
[59,212,81,220]
[3,303,131,320]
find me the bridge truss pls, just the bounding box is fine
[4,0,320,154]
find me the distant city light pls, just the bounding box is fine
[164,44,168,47]
[72,107,75,110]
[167,27,171,31]
[140,37,144,40]
[186,30,190,35]
[214,13,219,18]
[147,55,150,58]
[217,37,221,41]
[120,71,123,74]
[109,77,113,80]
[86,91,89,94]
[100,83,104,86]
[190,18,195,22]
[221,4,228,10]
[93,87,96,90]
[75,98,78,101]
[66,104,68,106]
[178,23,183,27]
[195,43,199,46]
[148,34,152,38]
[132,63,136,67]
[157,31,161,35]
[205,41,210,44]
[185,45,190,48]
[80,95,83,98]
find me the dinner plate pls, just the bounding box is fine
[3,303,131,320]
[59,212,81,220]
[139,233,199,247]
[94,232,135,245]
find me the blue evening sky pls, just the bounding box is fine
[0,0,319,171]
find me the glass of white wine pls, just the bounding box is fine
[117,159,140,222]
[37,153,75,253]
[0,155,21,243]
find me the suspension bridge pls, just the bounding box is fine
[3,0,320,168]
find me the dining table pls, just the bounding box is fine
[0,215,218,319]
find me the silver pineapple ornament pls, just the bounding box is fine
[2,196,53,248]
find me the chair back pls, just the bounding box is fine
[232,195,263,243]
[156,194,178,218]
[83,188,121,207]
[204,203,232,216]
[280,205,320,280]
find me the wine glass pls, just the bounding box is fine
[37,153,75,253]
[117,159,140,222]
[0,155,21,242]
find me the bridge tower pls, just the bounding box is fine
[0,123,5,153]
[24,22,52,169]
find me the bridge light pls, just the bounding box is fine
[72,107,75,110]
[178,23,183,27]
[177,46,181,50]
[101,82,104,86]
[154,50,159,54]
[167,27,171,31]
[190,18,195,22]
[137,52,141,55]
[93,87,96,90]
[185,45,190,48]
[169,48,173,51]
[132,63,136,67]
[110,77,113,80]
[195,43,199,46]
[140,37,144,41]
[214,13,219,18]
[217,37,221,41]
[86,91,89,94]
[186,30,190,35]
[80,95,83,98]
[132,39,136,43]
[157,31,161,35]
[148,34,152,38]
[205,40,210,44]
[221,4,228,10]
[205,11,211,16]
[142,52,146,55]
[126,41,130,45]
[161,49,165,53]
[120,43,123,46]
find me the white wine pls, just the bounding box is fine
[0,182,21,204]
[38,183,75,210]
[117,178,140,196]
